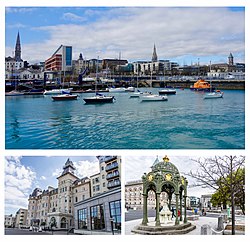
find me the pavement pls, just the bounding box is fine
[125,216,243,235]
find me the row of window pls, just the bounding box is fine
[78,200,121,231]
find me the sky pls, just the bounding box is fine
[5,6,245,66]
[4,154,217,215]
[125,155,226,199]
[4,156,100,215]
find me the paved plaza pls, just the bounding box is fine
[125,216,244,235]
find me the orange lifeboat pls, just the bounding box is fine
[190,79,214,91]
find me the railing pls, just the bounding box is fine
[105,162,119,172]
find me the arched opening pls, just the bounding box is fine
[60,217,67,228]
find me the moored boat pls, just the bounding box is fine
[5,90,25,96]
[125,86,135,92]
[159,88,176,95]
[43,88,72,95]
[204,90,224,99]
[130,90,144,98]
[52,94,78,101]
[83,93,115,104]
[140,93,168,102]
[108,87,126,93]
[190,79,215,92]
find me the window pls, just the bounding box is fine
[90,205,105,230]
[78,208,88,229]
[75,196,78,203]
[109,200,121,230]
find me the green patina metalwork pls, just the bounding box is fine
[141,156,188,226]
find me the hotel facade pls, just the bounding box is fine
[27,156,121,233]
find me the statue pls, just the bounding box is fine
[159,202,172,224]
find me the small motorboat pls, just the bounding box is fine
[108,87,126,93]
[204,90,224,99]
[159,88,176,95]
[52,94,78,101]
[83,93,115,104]
[5,90,24,96]
[140,93,168,102]
[129,90,144,98]
[125,86,135,92]
[43,88,72,95]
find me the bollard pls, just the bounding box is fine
[201,224,211,235]
[217,216,224,231]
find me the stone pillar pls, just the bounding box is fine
[175,193,179,225]
[184,195,187,223]
[142,193,148,225]
[155,193,161,226]
[179,192,183,221]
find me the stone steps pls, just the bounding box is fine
[131,222,196,235]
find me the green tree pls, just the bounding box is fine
[187,155,245,235]
[210,168,245,214]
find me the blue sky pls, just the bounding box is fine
[5,156,100,215]
[5,6,245,65]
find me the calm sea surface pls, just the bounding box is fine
[5,88,245,149]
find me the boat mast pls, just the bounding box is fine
[95,56,99,93]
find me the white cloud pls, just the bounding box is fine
[62,12,87,22]
[40,176,46,180]
[5,157,37,214]
[52,168,62,177]
[6,7,245,64]
[74,159,99,178]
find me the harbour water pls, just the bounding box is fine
[5,88,245,149]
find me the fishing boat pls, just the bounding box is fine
[204,90,224,99]
[140,93,168,102]
[159,88,176,95]
[190,79,215,92]
[52,94,78,101]
[83,56,115,104]
[43,88,72,95]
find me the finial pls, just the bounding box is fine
[163,155,169,162]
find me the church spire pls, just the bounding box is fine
[152,43,158,62]
[15,31,21,61]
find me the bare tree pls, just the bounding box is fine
[186,155,245,235]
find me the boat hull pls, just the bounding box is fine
[108,88,126,93]
[52,95,78,101]
[190,87,215,92]
[204,93,223,99]
[159,89,176,95]
[141,95,168,102]
[83,96,114,104]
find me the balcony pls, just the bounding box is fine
[106,171,120,180]
[99,156,117,163]
[105,162,119,172]
[107,179,121,189]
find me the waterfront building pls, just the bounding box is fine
[15,208,28,228]
[45,45,72,73]
[4,214,15,228]
[133,45,178,77]
[200,194,213,209]
[27,157,121,233]
[74,156,121,233]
